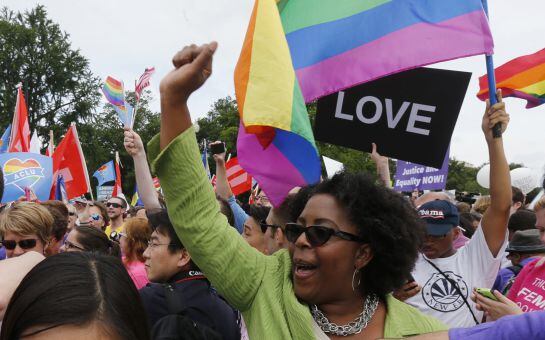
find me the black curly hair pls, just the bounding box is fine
[310,171,425,299]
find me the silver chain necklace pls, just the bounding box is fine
[310,294,379,336]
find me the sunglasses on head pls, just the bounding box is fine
[1,239,38,250]
[259,220,281,233]
[106,202,122,208]
[284,223,365,247]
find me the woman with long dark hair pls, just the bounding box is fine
[60,225,121,258]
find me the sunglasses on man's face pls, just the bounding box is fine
[259,220,281,233]
[284,223,365,247]
[1,239,38,250]
[106,202,122,208]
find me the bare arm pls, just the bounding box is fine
[480,90,511,257]
[124,128,161,209]
[370,142,391,188]
[211,144,234,200]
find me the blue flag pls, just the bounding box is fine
[0,152,53,203]
[55,174,68,202]
[92,160,116,186]
[0,125,11,153]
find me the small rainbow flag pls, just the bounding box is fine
[280,0,494,102]
[102,76,126,110]
[235,0,321,207]
[478,48,545,108]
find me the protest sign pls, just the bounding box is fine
[393,150,450,192]
[315,68,471,168]
[97,185,114,201]
[0,152,53,202]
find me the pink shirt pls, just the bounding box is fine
[123,258,149,290]
[507,258,545,312]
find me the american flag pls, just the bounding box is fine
[135,67,155,101]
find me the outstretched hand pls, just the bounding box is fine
[124,128,145,158]
[160,42,218,105]
[482,89,509,142]
[471,289,522,321]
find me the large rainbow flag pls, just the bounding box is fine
[280,0,494,102]
[478,48,545,108]
[235,0,321,207]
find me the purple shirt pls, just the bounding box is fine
[0,246,5,260]
[449,311,545,339]
[492,257,536,293]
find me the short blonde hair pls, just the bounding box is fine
[0,202,54,245]
[472,195,491,215]
[534,196,545,212]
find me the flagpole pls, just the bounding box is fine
[132,79,139,129]
[481,0,501,139]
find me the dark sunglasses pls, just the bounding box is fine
[284,223,365,247]
[68,212,76,216]
[259,220,281,233]
[106,202,123,208]
[1,239,38,250]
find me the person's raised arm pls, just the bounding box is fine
[124,128,161,209]
[159,42,217,150]
[149,43,267,311]
[211,142,234,200]
[480,90,511,257]
[370,142,391,188]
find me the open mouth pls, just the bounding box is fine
[293,260,318,279]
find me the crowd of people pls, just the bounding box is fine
[1,42,545,339]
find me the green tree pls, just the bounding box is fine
[0,5,100,142]
[446,159,485,194]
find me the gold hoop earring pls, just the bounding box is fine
[352,268,361,292]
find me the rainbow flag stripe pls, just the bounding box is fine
[102,76,126,109]
[280,0,494,102]
[235,0,321,206]
[478,48,545,108]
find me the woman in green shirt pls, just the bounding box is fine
[139,42,447,339]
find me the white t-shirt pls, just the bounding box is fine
[406,225,507,328]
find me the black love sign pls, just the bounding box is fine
[315,68,471,168]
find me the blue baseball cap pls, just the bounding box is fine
[418,200,460,236]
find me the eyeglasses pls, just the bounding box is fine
[106,202,123,208]
[91,213,102,221]
[259,220,281,233]
[63,240,85,251]
[1,239,38,250]
[68,212,76,216]
[146,240,176,249]
[110,231,127,243]
[284,223,365,247]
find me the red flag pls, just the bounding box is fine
[8,86,30,152]
[135,67,155,101]
[112,151,123,197]
[225,157,252,196]
[50,124,91,199]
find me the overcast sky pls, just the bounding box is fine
[4,0,545,175]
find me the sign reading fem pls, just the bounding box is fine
[315,68,471,168]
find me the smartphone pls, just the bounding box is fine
[210,142,226,155]
[475,288,499,301]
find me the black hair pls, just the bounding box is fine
[41,200,69,241]
[310,171,425,299]
[216,195,235,227]
[74,225,121,258]
[512,186,525,206]
[0,252,150,339]
[247,205,271,227]
[289,185,316,222]
[508,209,537,233]
[147,208,200,271]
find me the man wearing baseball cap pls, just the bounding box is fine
[394,93,512,328]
